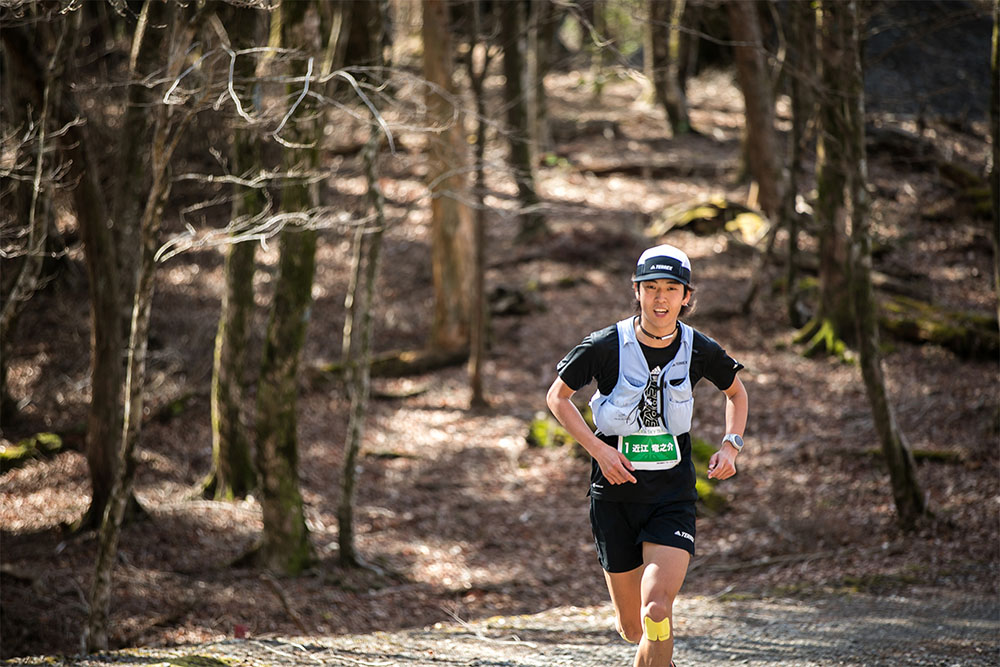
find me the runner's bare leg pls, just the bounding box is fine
[604,565,645,643]
[634,543,690,667]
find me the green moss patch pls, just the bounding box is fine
[691,437,728,514]
[527,412,575,450]
[1,433,63,473]
[880,295,998,359]
[647,197,769,243]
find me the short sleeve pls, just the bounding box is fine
[556,325,618,393]
[692,332,744,391]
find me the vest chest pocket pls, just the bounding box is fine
[591,374,646,436]
[661,374,693,435]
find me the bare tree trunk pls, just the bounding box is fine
[727,0,783,219]
[0,17,69,424]
[333,3,361,367]
[335,0,383,569]
[78,0,172,530]
[531,0,559,155]
[205,4,265,501]
[795,0,853,358]
[728,0,788,315]
[785,0,817,328]
[111,0,166,333]
[0,24,33,422]
[67,85,126,534]
[254,224,316,574]
[422,0,475,352]
[87,3,200,650]
[989,1,999,435]
[1,19,129,532]
[650,0,691,135]
[341,224,366,365]
[254,0,324,576]
[676,1,697,94]
[338,134,387,568]
[208,194,258,500]
[463,0,496,409]
[991,1,999,328]
[590,0,608,99]
[841,0,926,529]
[499,0,546,241]
[343,0,386,69]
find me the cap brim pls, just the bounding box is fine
[633,272,689,285]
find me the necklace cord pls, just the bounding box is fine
[636,317,678,341]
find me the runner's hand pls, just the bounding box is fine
[707,446,737,480]
[594,444,637,484]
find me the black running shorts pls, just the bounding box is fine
[590,497,696,573]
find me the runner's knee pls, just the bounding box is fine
[642,599,670,624]
[641,601,672,643]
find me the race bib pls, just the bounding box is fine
[618,428,681,470]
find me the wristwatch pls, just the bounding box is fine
[722,433,744,452]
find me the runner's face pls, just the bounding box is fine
[635,279,689,330]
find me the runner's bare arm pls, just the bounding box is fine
[707,376,748,480]
[546,377,637,484]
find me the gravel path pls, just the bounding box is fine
[9,589,997,666]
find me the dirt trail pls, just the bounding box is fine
[8,590,996,666]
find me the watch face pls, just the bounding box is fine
[728,434,743,450]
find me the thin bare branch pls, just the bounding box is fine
[272,56,314,145]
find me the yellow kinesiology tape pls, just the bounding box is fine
[618,628,637,645]
[643,615,671,642]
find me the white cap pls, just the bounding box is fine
[633,244,692,285]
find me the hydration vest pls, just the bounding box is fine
[589,317,694,437]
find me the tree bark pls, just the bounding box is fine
[499,0,546,241]
[343,0,387,69]
[840,0,926,529]
[87,2,200,650]
[990,1,999,327]
[69,92,126,534]
[422,0,475,352]
[111,0,167,334]
[650,0,691,135]
[531,0,559,155]
[1,19,131,532]
[341,224,366,366]
[727,0,783,219]
[338,134,386,568]
[590,0,608,99]
[796,0,854,356]
[462,0,495,409]
[205,3,265,501]
[0,18,69,424]
[254,222,316,574]
[785,0,817,328]
[254,0,323,575]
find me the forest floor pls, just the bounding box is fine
[2,62,998,665]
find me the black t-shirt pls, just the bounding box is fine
[556,320,744,504]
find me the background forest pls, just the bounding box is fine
[1,0,998,661]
